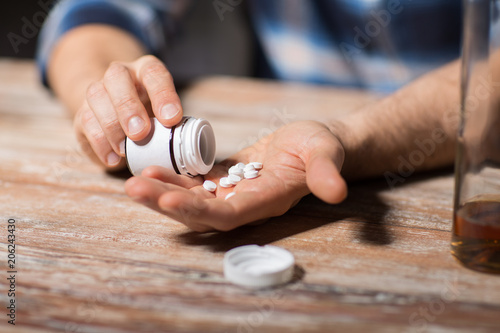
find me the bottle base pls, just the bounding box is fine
[451,237,500,274]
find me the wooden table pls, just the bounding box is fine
[1,59,499,333]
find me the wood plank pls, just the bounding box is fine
[0,59,65,118]
[1,59,500,333]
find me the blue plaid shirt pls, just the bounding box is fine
[37,0,461,93]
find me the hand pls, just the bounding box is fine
[124,121,348,232]
[74,55,184,169]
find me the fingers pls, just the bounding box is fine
[102,62,151,141]
[126,172,283,232]
[75,102,125,168]
[75,55,185,170]
[141,165,202,188]
[157,190,239,231]
[190,191,274,230]
[157,174,293,231]
[162,189,287,231]
[125,176,212,232]
[82,60,153,168]
[86,81,126,156]
[305,141,347,204]
[133,55,183,127]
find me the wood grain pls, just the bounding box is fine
[0,60,499,333]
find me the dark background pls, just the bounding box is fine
[1,0,57,58]
[0,1,253,82]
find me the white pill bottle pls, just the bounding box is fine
[125,117,216,177]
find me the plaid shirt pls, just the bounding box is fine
[37,0,461,93]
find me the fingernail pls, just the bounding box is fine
[160,104,180,120]
[119,140,125,155]
[107,151,121,166]
[128,116,145,135]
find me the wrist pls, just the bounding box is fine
[48,24,147,115]
[327,118,362,180]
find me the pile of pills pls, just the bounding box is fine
[202,162,263,200]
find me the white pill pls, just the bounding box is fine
[244,170,259,179]
[225,192,236,200]
[202,180,217,192]
[249,162,263,170]
[228,174,242,185]
[243,164,255,172]
[219,177,233,188]
[228,166,243,176]
[236,162,245,169]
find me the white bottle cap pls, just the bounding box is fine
[125,117,216,177]
[224,245,295,288]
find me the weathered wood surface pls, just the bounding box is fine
[0,59,499,333]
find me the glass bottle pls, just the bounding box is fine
[452,0,500,273]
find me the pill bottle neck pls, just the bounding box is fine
[174,117,216,176]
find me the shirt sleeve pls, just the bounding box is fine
[36,0,177,88]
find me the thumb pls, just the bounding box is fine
[305,141,347,204]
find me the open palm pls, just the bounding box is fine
[125,121,347,232]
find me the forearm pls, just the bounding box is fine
[47,24,147,116]
[331,60,460,181]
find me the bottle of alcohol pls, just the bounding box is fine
[452,0,500,273]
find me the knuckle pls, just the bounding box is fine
[100,117,121,134]
[104,62,128,80]
[80,111,106,147]
[86,127,107,148]
[80,108,95,128]
[86,81,106,100]
[139,54,159,63]
[141,63,172,83]
[150,87,175,102]
[115,96,141,114]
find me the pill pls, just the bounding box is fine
[219,177,233,188]
[236,162,245,169]
[244,170,259,179]
[249,162,263,170]
[228,165,244,176]
[203,180,217,192]
[228,174,242,185]
[243,164,255,172]
[225,192,236,200]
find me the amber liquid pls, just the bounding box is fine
[452,199,500,273]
